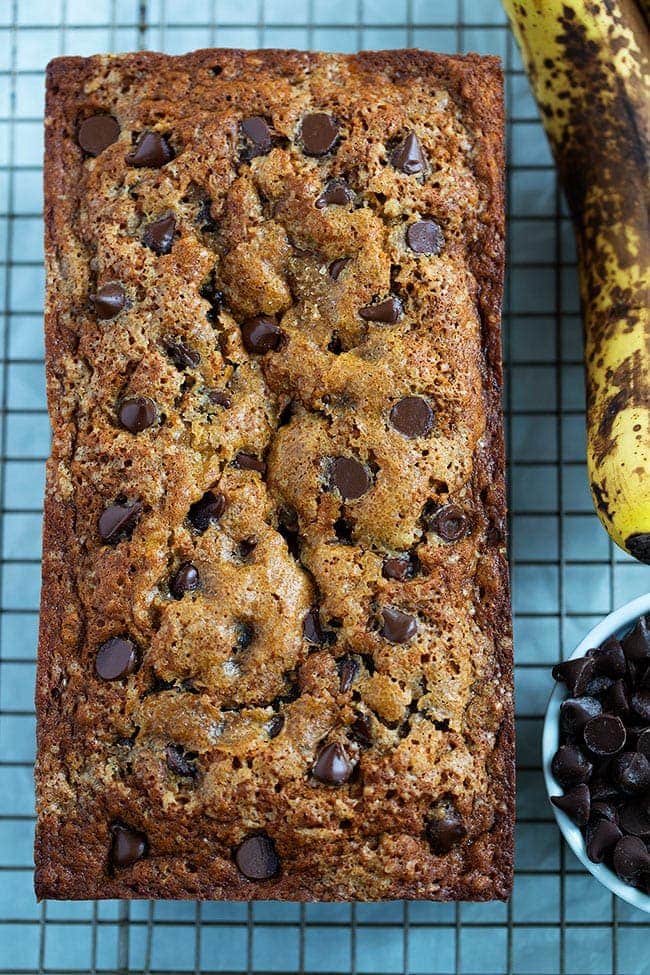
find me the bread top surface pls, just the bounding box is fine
[36,48,513,900]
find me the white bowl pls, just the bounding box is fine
[542,592,650,914]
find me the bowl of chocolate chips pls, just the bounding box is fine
[543,593,650,912]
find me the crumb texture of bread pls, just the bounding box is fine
[36,48,513,901]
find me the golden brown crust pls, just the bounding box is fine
[36,48,513,901]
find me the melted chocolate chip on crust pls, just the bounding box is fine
[95,636,139,681]
[98,499,142,544]
[406,219,444,255]
[241,316,284,353]
[329,456,371,500]
[359,296,403,323]
[235,834,280,880]
[110,824,148,868]
[142,214,176,254]
[389,396,434,438]
[300,113,339,156]
[316,179,355,208]
[391,131,426,175]
[91,282,126,320]
[126,130,173,167]
[312,742,354,785]
[170,562,200,599]
[426,805,466,854]
[380,606,418,644]
[188,491,226,532]
[78,115,120,156]
[329,257,351,281]
[117,397,157,433]
[428,504,470,542]
[234,452,266,475]
[240,116,272,158]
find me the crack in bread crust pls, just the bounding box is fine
[36,48,513,902]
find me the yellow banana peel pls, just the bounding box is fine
[503,0,650,562]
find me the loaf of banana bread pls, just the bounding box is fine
[35,48,513,901]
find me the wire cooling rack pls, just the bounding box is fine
[1,0,650,972]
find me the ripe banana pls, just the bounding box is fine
[503,0,650,563]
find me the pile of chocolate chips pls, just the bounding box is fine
[550,614,650,893]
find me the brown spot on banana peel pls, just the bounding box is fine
[591,479,614,521]
[591,349,650,466]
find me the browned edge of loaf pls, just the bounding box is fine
[35,47,514,901]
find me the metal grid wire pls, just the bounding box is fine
[1,0,649,972]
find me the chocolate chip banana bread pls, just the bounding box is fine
[35,48,513,901]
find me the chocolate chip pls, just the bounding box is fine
[622,616,650,662]
[208,390,232,408]
[316,178,354,208]
[126,130,173,167]
[619,801,650,837]
[389,396,434,438]
[589,779,619,802]
[312,742,354,785]
[95,636,139,681]
[429,503,470,542]
[586,819,622,863]
[391,131,426,175]
[238,536,257,560]
[300,113,339,156]
[359,296,403,323]
[349,713,373,748]
[234,452,266,475]
[584,714,627,756]
[551,745,593,788]
[98,499,142,544]
[165,743,197,777]
[329,257,351,281]
[78,114,120,156]
[277,506,301,558]
[188,491,226,532]
[584,674,614,697]
[550,783,590,826]
[592,637,627,678]
[591,800,619,822]
[612,751,650,794]
[552,655,596,697]
[612,835,650,884]
[338,655,359,692]
[380,606,417,644]
[406,219,444,255]
[241,316,284,353]
[110,823,147,868]
[304,608,325,645]
[235,834,280,880]
[117,396,157,433]
[170,562,199,599]
[426,806,466,854]
[164,340,200,369]
[329,456,371,500]
[235,622,254,651]
[267,714,285,739]
[143,214,176,254]
[240,116,272,158]
[637,728,650,757]
[631,690,650,722]
[91,282,126,320]
[560,696,602,735]
[382,555,414,581]
[604,679,630,716]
